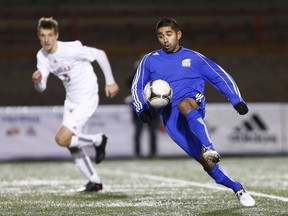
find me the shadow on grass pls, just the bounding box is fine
[200,206,254,216]
[60,192,130,202]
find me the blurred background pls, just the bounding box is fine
[0,0,288,160]
[0,0,287,106]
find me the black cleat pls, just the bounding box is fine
[95,134,107,164]
[77,181,103,192]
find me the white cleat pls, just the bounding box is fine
[236,188,256,207]
[203,148,221,163]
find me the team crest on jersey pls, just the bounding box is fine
[182,59,191,67]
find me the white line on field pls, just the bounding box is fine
[104,169,288,203]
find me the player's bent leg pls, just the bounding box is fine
[68,132,108,164]
[199,149,238,191]
[184,109,213,147]
[205,163,242,192]
[178,98,220,163]
[198,151,255,207]
[69,147,103,192]
[208,164,255,206]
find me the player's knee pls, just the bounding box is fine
[55,134,70,147]
[177,98,198,115]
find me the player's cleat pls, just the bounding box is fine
[94,134,107,164]
[236,187,256,207]
[203,148,221,163]
[77,181,103,192]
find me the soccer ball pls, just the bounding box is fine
[143,79,173,108]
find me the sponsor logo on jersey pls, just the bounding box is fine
[228,114,277,144]
[182,59,191,67]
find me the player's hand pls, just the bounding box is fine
[105,83,119,98]
[32,70,42,84]
[234,102,249,115]
[139,110,153,125]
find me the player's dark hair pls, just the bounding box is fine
[156,18,180,32]
[37,17,58,34]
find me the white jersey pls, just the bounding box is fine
[36,40,115,103]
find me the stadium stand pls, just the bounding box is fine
[0,0,288,105]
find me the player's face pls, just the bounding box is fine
[38,28,58,53]
[157,26,181,53]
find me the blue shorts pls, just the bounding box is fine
[161,104,208,160]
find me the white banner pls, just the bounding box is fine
[0,107,68,160]
[0,103,287,161]
[0,105,183,160]
[205,103,285,154]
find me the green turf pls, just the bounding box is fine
[0,156,287,216]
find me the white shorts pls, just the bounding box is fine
[62,95,99,135]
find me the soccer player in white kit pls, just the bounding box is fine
[32,17,119,192]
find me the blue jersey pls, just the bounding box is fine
[131,47,244,115]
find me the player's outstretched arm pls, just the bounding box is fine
[105,83,119,98]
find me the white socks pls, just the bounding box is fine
[69,133,103,148]
[71,148,101,183]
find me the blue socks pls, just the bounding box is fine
[206,164,242,193]
[186,110,242,192]
[185,109,213,149]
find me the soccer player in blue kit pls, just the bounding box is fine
[131,18,255,206]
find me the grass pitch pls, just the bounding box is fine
[0,156,287,216]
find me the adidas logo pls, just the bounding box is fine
[229,114,277,143]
